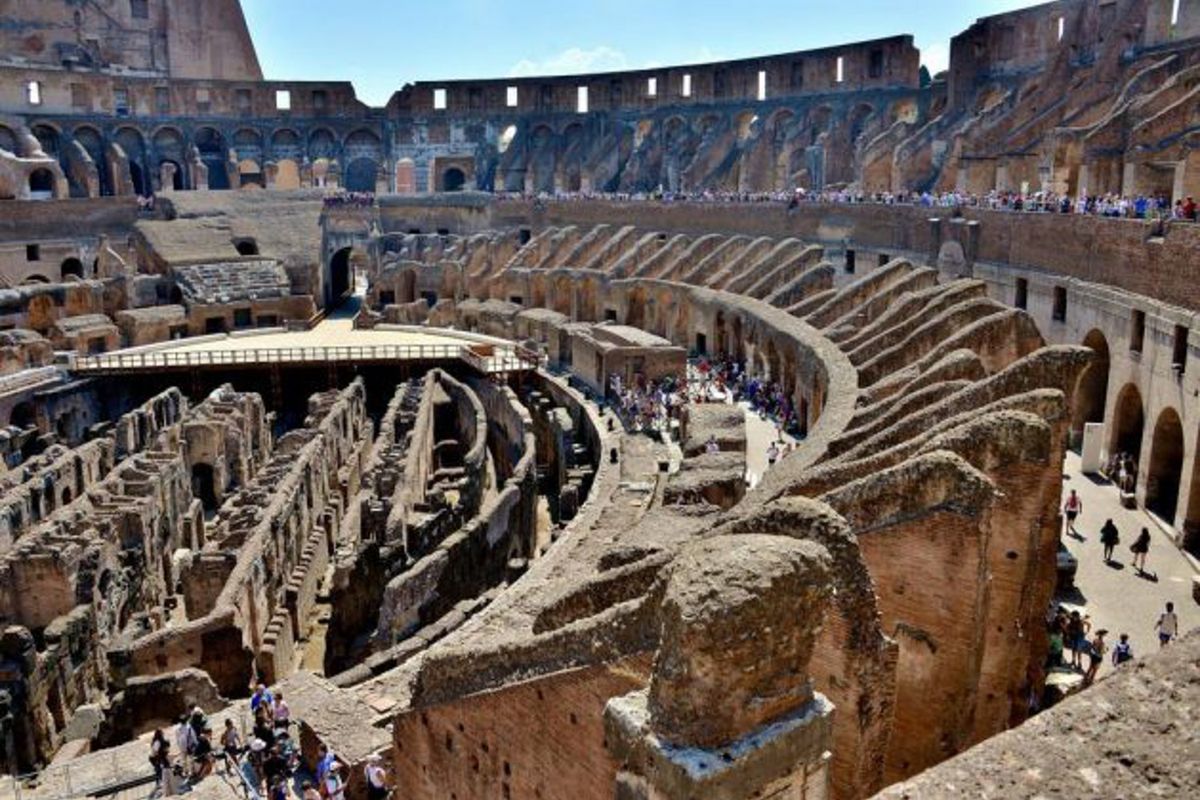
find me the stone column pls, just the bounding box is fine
[605,534,835,800]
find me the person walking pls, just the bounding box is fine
[1066,610,1089,671]
[1100,518,1120,563]
[1112,632,1134,666]
[1130,527,1151,574]
[364,754,390,800]
[149,729,170,788]
[1063,489,1083,536]
[1084,629,1107,686]
[1155,602,1179,648]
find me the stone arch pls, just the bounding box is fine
[61,257,84,280]
[734,110,759,142]
[115,127,148,193]
[1146,407,1184,522]
[233,128,264,160]
[191,463,218,513]
[194,127,230,190]
[344,128,382,153]
[396,158,416,194]
[344,158,379,192]
[626,286,648,329]
[22,274,51,285]
[442,167,466,192]
[29,168,56,195]
[73,125,109,195]
[9,401,37,430]
[308,128,338,160]
[1110,383,1144,461]
[848,102,876,142]
[527,124,557,194]
[31,124,60,157]
[1071,329,1110,447]
[0,124,18,155]
[807,105,834,145]
[328,247,354,307]
[270,128,302,159]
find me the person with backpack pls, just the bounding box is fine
[1100,518,1120,563]
[1112,632,1134,666]
[364,754,390,800]
[1156,602,1179,648]
[1084,629,1108,686]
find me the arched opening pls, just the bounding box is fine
[194,128,229,190]
[29,169,55,196]
[1110,382,1145,475]
[10,401,36,430]
[329,247,353,307]
[60,258,84,280]
[160,159,184,191]
[1146,408,1184,522]
[442,167,466,192]
[191,463,219,514]
[344,158,378,193]
[234,239,259,256]
[498,125,517,154]
[1071,329,1110,449]
[129,160,147,196]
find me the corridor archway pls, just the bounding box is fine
[60,258,84,280]
[329,247,354,307]
[1070,329,1110,448]
[442,167,466,192]
[1110,383,1144,460]
[1146,407,1184,522]
[191,463,218,514]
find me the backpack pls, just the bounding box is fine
[1114,642,1133,663]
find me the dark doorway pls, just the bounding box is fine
[129,161,147,196]
[1146,408,1184,522]
[29,169,55,195]
[161,160,184,191]
[195,129,229,190]
[61,258,84,280]
[191,463,219,513]
[443,167,466,192]
[329,247,353,306]
[234,239,259,256]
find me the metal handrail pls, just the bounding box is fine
[67,342,533,374]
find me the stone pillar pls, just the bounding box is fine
[605,534,835,800]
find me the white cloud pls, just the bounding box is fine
[508,46,631,78]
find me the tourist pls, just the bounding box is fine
[705,434,719,455]
[1099,518,1120,562]
[1112,632,1134,665]
[364,754,390,800]
[272,691,291,732]
[191,727,215,781]
[188,705,208,739]
[221,718,244,769]
[1062,489,1082,536]
[1066,610,1089,671]
[250,683,275,716]
[301,780,322,800]
[175,714,197,764]
[1084,629,1107,686]
[269,776,290,800]
[243,739,267,799]
[253,706,276,750]
[316,744,338,786]
[1155,601,1179,648]
[149,729,170,787]
[1130,526,1151,574]
[767,441,779,467]
[262,742,289,788]
[323,763,347,800]
[1046,611,1065,669]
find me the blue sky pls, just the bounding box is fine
[241,0,1046,106]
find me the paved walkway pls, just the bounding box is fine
[1058,450,1197,681]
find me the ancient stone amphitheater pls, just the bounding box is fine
[1,2,1198,800]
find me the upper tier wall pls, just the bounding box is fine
[491,200,1200,310]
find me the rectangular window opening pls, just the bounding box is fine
[506,86,519,107]
[845,249,856,274]
[1173,325,1188,373]
[836,56,845,84]
[71,83,89,109]
[869,49,884,79]
[27,80,42,106]
[275,90,291,110]
[130,0,149,19]
[1014,277,1028,310]
[682,73,692,97]
[1130,309,1146,354]
[877,253,890,266]
[114,88,130,116]
[236,88,252,112]
[155,86,170,114]
[1172,0,1181,26]
[1052,286,1067,322]
[1057,16,1065,41]
[433,88,447,110]
[647,77,658,97]
[576,86,589,114]
[26,245,40,262]
[757,70,767,101]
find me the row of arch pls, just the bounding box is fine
[1071,328,1200,553]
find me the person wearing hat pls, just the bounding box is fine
[364,754,389,800]
[323,762,347,800]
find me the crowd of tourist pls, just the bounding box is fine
[689,355,803,438]
[606,373,686,436]
[322,191,375,209]
[148,683,390,800]
[496,186,1200,222]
